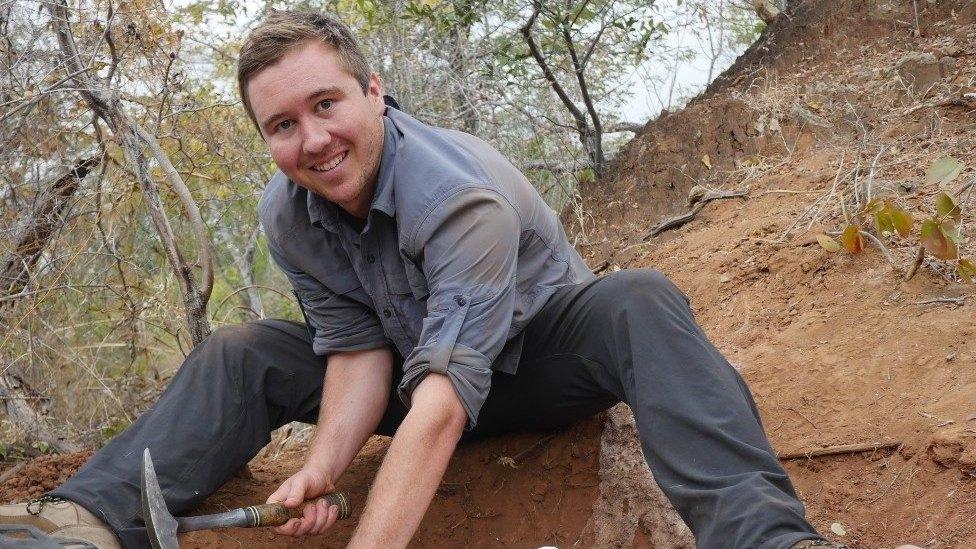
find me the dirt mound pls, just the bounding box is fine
[0,451,92,503]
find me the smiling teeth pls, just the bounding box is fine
[313,152,347,172]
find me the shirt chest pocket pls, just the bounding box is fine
[387,261,429,302]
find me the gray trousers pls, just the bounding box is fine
[54,269,821,548]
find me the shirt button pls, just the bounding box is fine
[455,296,467,306]
[366,254,375,263]
[383,309,392,318]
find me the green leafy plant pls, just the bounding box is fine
[817,156,973,283]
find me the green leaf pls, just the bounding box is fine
[874,211,895,235]
[925,156,965,186]
[889,206,913,237]
[921,219,958,260]
[841,225,864,254]
[958,259,976,283]
[816,234,841,252]
[935,192,961,221]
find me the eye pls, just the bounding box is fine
[275,119,294,132]
[316,99,333,112]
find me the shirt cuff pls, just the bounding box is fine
[397,292,493,429]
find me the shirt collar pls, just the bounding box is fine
[305,115,399,233]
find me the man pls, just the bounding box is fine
[0,10,916,549]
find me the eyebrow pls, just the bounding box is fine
[259,86,345,130]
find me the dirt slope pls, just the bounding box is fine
[3,0,976,547]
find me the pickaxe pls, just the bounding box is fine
[140,448,351,549]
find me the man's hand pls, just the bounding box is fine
[267,465,342,537]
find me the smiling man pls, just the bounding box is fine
[0,9,922,549]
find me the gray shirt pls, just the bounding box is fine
[259,108,593,428]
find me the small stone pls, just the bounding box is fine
[896,52,943,95]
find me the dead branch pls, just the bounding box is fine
[1,156,100,303]
[643,190,748,240]
[47,0,212,345]
[778,441,901,461]
[900,93,976,116]
[904,245,925,281]
[522,159,591,173]
[605,121,644,133]
[910,296,966,306]
[591,260,611,275]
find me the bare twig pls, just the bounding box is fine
[778,441,901,461]
[47,0,212,345]
[644,190,748,240]
[901,93,976,116]
[859,231,901,272]
[910,296,966,306]
[904,246,925,281]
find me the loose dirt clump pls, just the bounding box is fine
[0,451,92,502]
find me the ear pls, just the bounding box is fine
[367,73,385,114]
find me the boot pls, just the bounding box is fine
[0,495,120,548]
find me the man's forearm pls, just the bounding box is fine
[348,373,468,548]
[307,347,393,481]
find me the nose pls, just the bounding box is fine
[301,119,332,155]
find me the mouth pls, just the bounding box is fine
[310,151,348,173]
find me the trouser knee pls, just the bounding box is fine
[601,269,691,321]
[175,321,282,395]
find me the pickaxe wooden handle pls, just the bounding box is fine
[175,493,351,532]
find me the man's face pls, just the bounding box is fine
[247,40,386,217]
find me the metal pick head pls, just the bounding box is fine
[141,448,180,549]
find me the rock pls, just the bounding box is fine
[896,52,943,95]
[791,104,831,128]
[588,405,694,548]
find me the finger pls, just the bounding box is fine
[274,518,302,537]
[286,476,307,507]
[309,499,329,535]
[321,504,340,533]
[293,502,318,536]
[267,478,291,504]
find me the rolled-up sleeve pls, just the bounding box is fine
[267,238,388,356]
[397,187,520,429]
